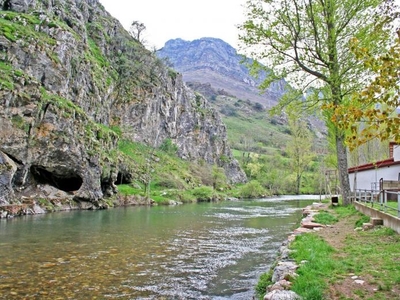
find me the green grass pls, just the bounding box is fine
[333,204,359,218]
[284,206,400,300]
[340,226,400,299]
[290,234,342,300]
[117,184,141,196]
[255,270,273,299]
[313,211,338,225]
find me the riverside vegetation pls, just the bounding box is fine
[255,203,400,300]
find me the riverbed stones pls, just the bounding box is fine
[271,261,298,283]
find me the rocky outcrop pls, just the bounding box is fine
[0,150,17,204]
[0,0,246,212]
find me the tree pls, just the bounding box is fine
[286,106,315,194]
[239,0,396,205]
[129,20,146,44]
[332,31,400,150]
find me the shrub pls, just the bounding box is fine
[159,138,178,155]
[154,174,184,189]
[239,180,267,198]
[192,186,214,201]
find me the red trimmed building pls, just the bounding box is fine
[348,143,400,192]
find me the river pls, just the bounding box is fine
[0,195,319,299]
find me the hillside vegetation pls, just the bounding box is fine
[208,93,329,195]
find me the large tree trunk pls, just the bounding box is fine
[336,133,351,205]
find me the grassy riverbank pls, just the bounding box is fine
[256,205,400,300]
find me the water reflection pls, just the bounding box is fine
[0,196,319,299]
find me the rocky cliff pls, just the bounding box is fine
[0,0,246,210]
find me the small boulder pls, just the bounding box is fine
[264,290,302,300]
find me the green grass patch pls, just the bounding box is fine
[117,184,141,196]
[340,226,400,299]
[332,204,359,218]
[290,234,342,299]
[354,215,370,228]
[313,211,338,225]
[255,270,273,299]
[287,206,400,299]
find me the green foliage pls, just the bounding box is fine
[212,166,227,190]
[110,125,123,137]
[333,34,400,149]
[255,270,273,299]
[209,94,327,195]
[168,68,178,80]
[333,204,359,218]
[191,186,215,201]
[313,211,338,225]
[290,234,339,299]
[11,115,28,131]
[355,215,370,228]
[116,140,233,203]
[288,209,400,300]
[239,180,267,198]
[154,173,184,189]
[285,104,316,194]
[87,38,109,68]
[159,138,178,155]
[177,190,198,203]
[117,184,141,196]
[239,0,396,205]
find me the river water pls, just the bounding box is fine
[0,196,319,299]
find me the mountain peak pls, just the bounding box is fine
[157,37,285,107]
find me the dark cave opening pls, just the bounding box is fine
[3,0,11,10]
[30,166,83,192]
[115,172,132,185]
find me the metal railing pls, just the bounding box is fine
[354,189,400,218]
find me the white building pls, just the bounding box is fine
[348,143,400,192]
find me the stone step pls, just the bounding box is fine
[362,223,374,231]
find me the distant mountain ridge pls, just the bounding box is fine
[157,37,286,107]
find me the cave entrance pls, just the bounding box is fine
[115,172,132,185]
[30,166,83,192]
[2,0,11,10]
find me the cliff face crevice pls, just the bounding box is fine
[0,0,246,207]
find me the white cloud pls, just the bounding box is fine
[99,0,247,49]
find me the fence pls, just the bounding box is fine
[354,189,400,218]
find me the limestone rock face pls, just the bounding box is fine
[0,150,17,204]
[0,0,246,208]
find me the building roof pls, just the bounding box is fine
[348,158,400,173]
